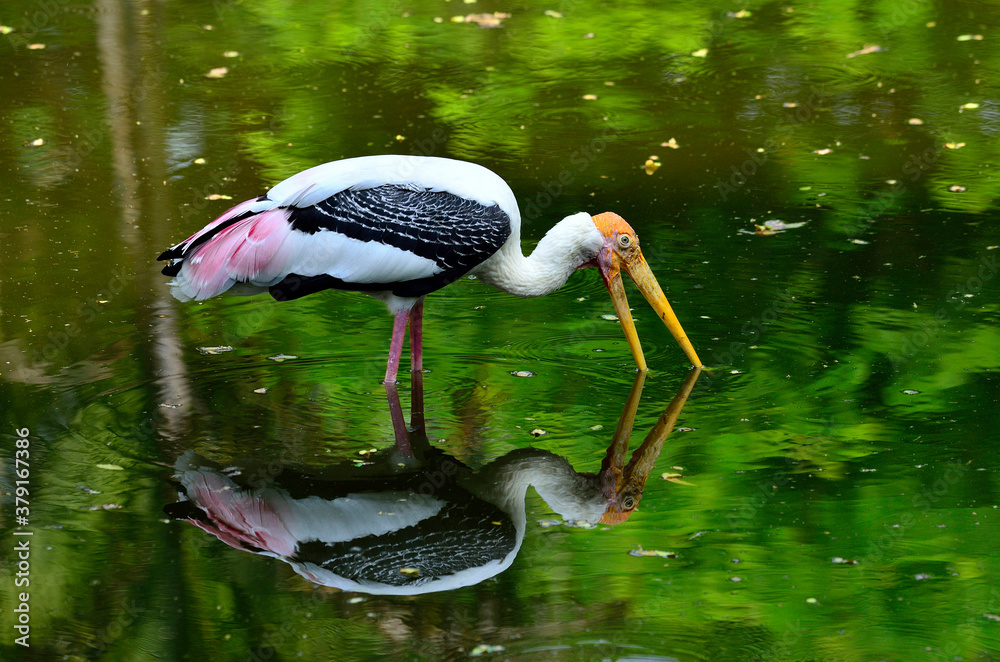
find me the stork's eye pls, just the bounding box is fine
[618,234,633,249]
[622,496,636,510]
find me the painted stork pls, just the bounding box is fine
[158,155,702,382]
[165,367,700,595]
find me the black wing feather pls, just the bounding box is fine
[271,185,511,300]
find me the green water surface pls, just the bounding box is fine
[1,1,999,660]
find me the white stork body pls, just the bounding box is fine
[159,155,702,381]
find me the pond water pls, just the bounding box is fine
[2,1,1000,660]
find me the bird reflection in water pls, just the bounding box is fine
[164,368,700,595]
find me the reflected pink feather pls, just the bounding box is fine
[181,470,297,557]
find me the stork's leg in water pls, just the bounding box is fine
[409,299,424,375]
[384,309,408,385]
[384,381,413,456]
[384,298,426,454]
[408,299,425,431]
[409,363,425,435]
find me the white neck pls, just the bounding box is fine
[467,449,608,525]
[472,212,603,297]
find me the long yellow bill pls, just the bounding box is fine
[599,365,702,524]
[606,250,703,369]
[591,212,703,370]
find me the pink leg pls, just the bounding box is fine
[409,361,425,433]
[408,299,424,374]
[384,381,413,456]
[384,310,408,385]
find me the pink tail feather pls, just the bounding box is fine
[170,208,295,301]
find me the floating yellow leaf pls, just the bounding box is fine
[0,25,13,35]
[907,118,924,125]
[205,67,228,78]
[222,50,240,58]
[960,102,980,110]
[96,463,124,471]
[544,9,562,18]
[268,354,298,362]
[661,472,695,486]
[661,137,679,149]
[949,185,967,192]
[945,142,966,149]
[582,94,598,100]
[846,44,882,58]
[206,194,232,200]
[27,43,45,50]
[753,220,807,236]
[470,644,505,656]
[691,48,709,58]
[457,12,510,27]
[628,546,679,558]
[957,34,983,41]
[728,9,751,18]
[813,148,832,155]
[197,345,234,355]
[30,138,45,147]
[644,159,661,175]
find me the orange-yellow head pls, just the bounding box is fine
[590,212,702,370]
